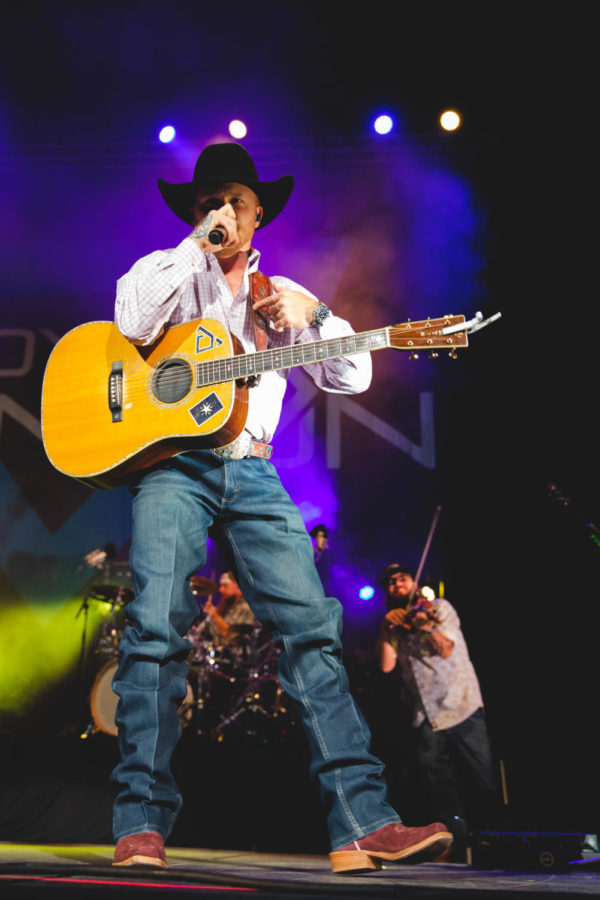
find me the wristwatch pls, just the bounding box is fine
[310,303,330,328]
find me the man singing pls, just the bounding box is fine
[110,142,452,873]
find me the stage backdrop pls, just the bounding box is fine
[0,134,489,736]
[2,128,599,838]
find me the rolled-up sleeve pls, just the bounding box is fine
[115,238,206,345]
[271,276,372,395]
[435,601,461,644]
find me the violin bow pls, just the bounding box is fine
[408,504,442,603]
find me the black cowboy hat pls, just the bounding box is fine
[379,563,414,587]
[158,142,294,229]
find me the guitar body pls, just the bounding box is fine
[42,319,249,488]
[42,310,475,489]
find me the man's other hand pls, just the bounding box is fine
[253,284,319,331]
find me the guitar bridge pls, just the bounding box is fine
[108,361,123,422]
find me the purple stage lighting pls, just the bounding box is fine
[158,125,176,143]
[229,119,247,139]
[373,114,394,135]
[359,585,375,600]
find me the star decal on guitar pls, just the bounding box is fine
[188,391,225,427]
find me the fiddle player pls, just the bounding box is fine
[376,564,498,858]
[110,141,452,873]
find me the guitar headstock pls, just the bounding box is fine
[388,315,468,356]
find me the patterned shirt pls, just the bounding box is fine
[204,596,256,644]
[221,597,256,627]
[115,238,372,442]
[390,598,484,731]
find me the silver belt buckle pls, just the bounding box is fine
[213,432,252,460]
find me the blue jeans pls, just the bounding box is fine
[111,451,400,849]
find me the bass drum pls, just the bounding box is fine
[90,659,194,737]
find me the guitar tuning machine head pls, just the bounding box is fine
[448,349,458,359]
[409,351,419,361]
[428,351,439,359]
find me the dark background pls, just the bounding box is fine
[0,2,597,846]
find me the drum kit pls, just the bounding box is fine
[79,564,294,741]
[183,575,293,740]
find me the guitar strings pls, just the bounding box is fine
[100,328,388,393]
[98,324,463,398]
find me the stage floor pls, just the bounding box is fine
[1,843,600,899]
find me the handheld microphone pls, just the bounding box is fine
[208,228,225,245]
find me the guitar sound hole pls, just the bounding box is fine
[152,358,193,403]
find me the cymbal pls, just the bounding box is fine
[189,576,219,595]
[87,585,134,606]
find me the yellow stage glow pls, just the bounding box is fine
[440,109,461,131]
[0,596,112,713]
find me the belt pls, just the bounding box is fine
[212,432,273,460]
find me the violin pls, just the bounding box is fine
[399,588,441,632]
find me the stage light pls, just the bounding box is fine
[229,119,247,139]
[359,585,375,600]
[373,114,394,135]
[0,597,110,713]
[440,109,461,131]
[158,125,176,143]
[420,585,436,601]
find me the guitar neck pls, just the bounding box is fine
[195,328,390,387]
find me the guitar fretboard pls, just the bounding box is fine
[194,328,390,387]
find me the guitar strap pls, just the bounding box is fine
[249,270,272,352]
[247,270,273,387]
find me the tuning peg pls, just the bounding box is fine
[409,352,419,361]
[448,349,458,359]
[428,351,439,359]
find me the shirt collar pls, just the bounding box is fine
[206,246,261,274]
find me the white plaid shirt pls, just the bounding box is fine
[115,237,372,442]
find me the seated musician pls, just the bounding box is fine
[111,141,451,872]
[203,571,255,642]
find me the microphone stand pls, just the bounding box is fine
[75,590,92,723]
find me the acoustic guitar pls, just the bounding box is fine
[41,314,471,488]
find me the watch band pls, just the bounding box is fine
[310,303,330,328]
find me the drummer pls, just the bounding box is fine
[203,571,256,643]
